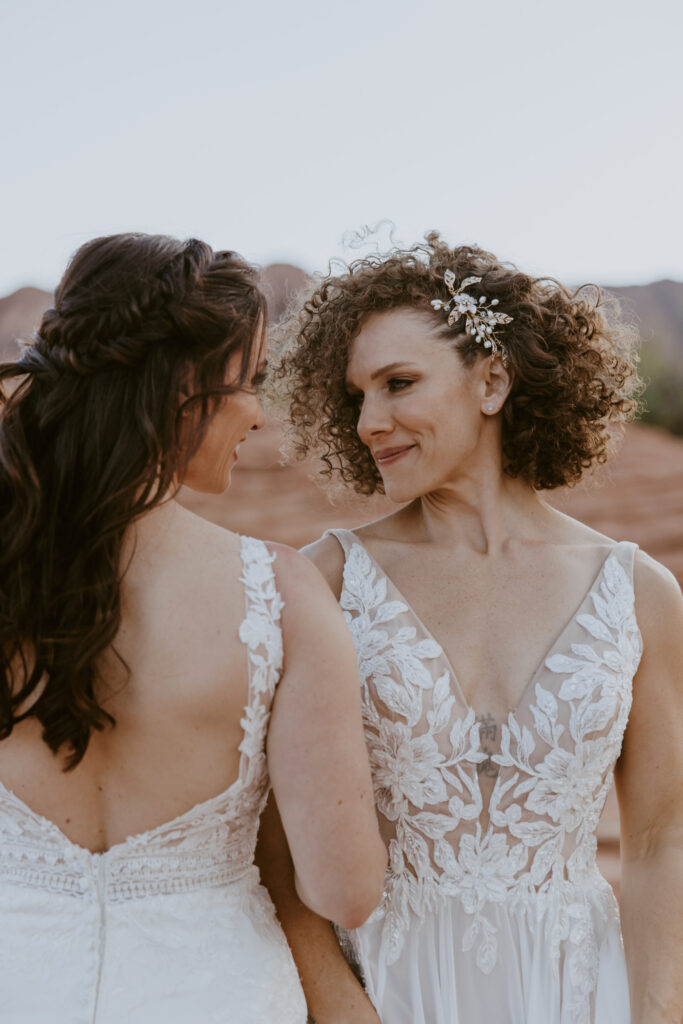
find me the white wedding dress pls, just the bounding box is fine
[327,529,641,1024]
[0,537,307,1024]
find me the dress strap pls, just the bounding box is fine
[323,528,357,558]
[612,540,639,583]
[237,536,284,786]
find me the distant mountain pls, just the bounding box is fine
[607,279,683,357]
[0,286,52,361]
[259,263,310,322]
[0,265,311,363]
[1,273,681,363]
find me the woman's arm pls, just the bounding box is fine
[256,793,381,1024]
[266,543,387,930]
[615,552,683,1024]
[261,534,382,1020]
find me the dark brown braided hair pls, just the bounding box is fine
[0,233,265,767]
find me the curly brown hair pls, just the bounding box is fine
[0,233,265,767]
[276,233,640,495]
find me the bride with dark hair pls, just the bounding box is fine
[0,233,386,1022]
[269,235,683,1023]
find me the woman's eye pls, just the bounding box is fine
[251,370,267,389]
[387,378,413,392]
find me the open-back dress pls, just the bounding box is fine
[0,536,307,1024]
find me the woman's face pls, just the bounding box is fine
[182,329,267,495]
[346,308,502,503]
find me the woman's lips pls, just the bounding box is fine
[233,437,246,463]
[374,445,416,467]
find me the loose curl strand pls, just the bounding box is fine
[275,232,641,495]
[0,233,265,768]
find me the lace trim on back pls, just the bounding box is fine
[0,535,284,902]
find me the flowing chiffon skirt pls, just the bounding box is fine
[350,882,630,1024]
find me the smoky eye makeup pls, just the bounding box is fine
[386,376,416,392]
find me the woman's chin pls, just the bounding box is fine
[381,477,423,504]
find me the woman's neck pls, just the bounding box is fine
[406,473,551,555]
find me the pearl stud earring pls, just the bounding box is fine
[486,403,495,412]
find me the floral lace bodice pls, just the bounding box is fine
[328,529,642,1006]
[0,535,284,903]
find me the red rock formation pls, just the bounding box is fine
[0,264,311,361]
[0,286,52,360]
[610,279,683,356]
[259,263,310,322]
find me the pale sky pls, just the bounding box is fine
[1,0,682,296]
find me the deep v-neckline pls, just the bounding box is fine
[339,531,621,717]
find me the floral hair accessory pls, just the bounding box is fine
[431,271,513,358]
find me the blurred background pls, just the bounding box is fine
[2,0,683,893]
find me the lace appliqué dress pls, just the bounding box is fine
[0,537,307,1024]
[327,529,641,1024]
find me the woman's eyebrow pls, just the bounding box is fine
[345,362,418,390]
[369,361,418,380]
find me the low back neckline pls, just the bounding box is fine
[0,772,244,860]
[0,535,277,860]
[326,527,635,719]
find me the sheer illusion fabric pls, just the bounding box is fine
[327,529,640,1024]
[0,537,307,1024]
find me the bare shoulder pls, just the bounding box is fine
[630,550,683,706]
[263,541,354,669]
[543,504,618,549]
[634,547,682,594]
[633,548,683,639]
[299,534,346,600]
[264,540,339,607]
[172,501,242,562]
[154,504,244,603]
[298,509,410,599]
[353,506,414,543]
[617,551,683,808]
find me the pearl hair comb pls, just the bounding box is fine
[431,271,513,358]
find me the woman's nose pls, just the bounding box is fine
[357,395,391,442]
[250,396,266,431]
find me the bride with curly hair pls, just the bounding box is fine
[266,234,683,1023]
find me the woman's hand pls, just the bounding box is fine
[257,793,382,1024]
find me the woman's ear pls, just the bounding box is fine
[479,354,512,416]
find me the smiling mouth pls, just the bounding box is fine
[374,445,416,466]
